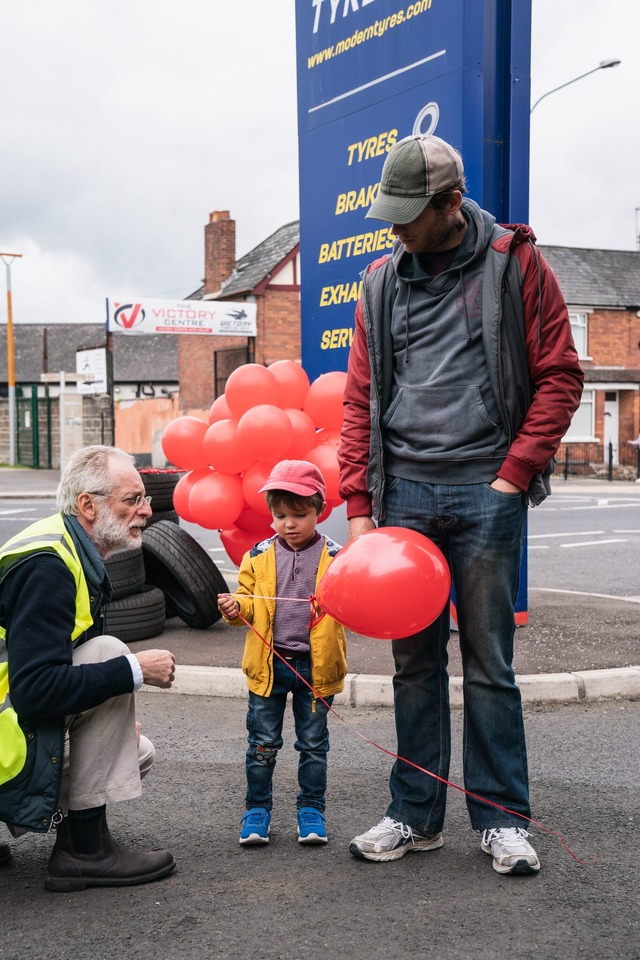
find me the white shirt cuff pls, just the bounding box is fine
[126,653,144,690]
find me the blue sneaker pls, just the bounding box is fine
[239,808,270,846]
[297,807,328,845]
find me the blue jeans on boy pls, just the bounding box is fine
[382,478,531,833]
[245,654,333,812]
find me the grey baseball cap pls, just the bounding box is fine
[366,135,465,225]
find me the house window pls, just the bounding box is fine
[564,388,595,440]
[569,312,588,358]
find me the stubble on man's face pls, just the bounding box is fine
[392,203,462,255]
[91,503,146,557]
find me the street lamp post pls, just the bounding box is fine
[0,252,22,467]
[530,59,621,113]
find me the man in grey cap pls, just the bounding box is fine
[338,134,583,875]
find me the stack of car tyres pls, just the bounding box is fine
[102,468,229,641]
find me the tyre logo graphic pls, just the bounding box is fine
[413,102,440,137]
[113,303,146,329]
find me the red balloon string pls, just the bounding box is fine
[234,599,591,866]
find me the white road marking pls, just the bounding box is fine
[559,538,627,548]
[528,530,604,539]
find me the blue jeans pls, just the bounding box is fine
[245,655,333,812]
[383,478,531,832]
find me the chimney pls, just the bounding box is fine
[204,210,236,296]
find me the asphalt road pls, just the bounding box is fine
[1,695,639,960]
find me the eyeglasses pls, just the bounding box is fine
[89,493,152,508]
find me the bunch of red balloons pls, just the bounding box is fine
[162,361,347,565]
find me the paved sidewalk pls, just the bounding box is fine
[1,467,639,704]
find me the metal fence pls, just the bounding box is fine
[558,441,640,481]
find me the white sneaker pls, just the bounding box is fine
[349,817,443,862]
[481,827,541,874]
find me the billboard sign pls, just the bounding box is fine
[106,296,257,337]
[295,0,531,380]
[76,347,107,394]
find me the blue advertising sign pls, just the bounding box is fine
[295,0,531,380]
[295,0,532,617]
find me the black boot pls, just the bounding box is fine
[45,812,175,892]
[0,843,12,866]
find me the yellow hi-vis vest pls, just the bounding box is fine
[0,513,93,787]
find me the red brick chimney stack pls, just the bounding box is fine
[204,210,236,295]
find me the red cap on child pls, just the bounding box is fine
[258,459,326,500]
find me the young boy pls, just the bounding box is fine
[217,459,347,847]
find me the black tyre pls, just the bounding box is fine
[138,469,185,512]
[141,520,228,629]
[103,585,166,642]
[146,508,180,528]
[104,547,146,600]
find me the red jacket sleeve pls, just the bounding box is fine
[337,294,374,519]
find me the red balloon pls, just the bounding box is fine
[303,371,347,429]
[225,364,280,419]
[315,427,342,447]
[220,526,273,567]
[161,416,209,470]
[208,394,232,425]
[202,419,254,474]
[283,408,317,459]
[236,404,293,463]
[316,527,451,639]
[188,471,245,530]
[173,468,212,523]
[242,462,274,517]
[305,443,341,501]
[235,507,274,534]
[267,360,310,409]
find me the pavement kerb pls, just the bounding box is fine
[141,664,640,705]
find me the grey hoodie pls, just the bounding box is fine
[383,199,509,483]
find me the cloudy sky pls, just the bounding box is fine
[1,0,638,326]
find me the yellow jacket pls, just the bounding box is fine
[225,535,347,699]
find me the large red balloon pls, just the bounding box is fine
[236,404,293,463]
[268,360,310,410]
[220,526,273,567]
[235,507,274,534]
[315,427,342,447]
[242,462,274,517]
[188,471,245,530]
[316,527,451,639]
[283,408,317,459]
[303,372,347,429]
[208,394,232,425]
[202,419,254,474]
[173,468,212,523]
[305,443,341,501]
[225,364,280,419]
[161,416,209,470]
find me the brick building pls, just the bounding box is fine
[541,246,640,474]
[179,211,300,414]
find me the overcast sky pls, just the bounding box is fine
[1,0,638,326]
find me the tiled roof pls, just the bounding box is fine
[539,246,640,309]
[0,325,177,384]
[582,367,640,383]
[214,221,300,298]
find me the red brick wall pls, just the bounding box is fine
[583,308,640,366]
[254,289,301,365]
[204,211,235,294]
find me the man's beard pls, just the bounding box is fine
[92,505,145,557]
